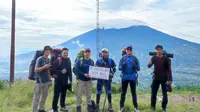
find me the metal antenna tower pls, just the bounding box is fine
[96,0,99,59]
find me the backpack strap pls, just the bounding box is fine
[67,58,71,66]
[99,58,112,66]
[99,58,105,66]
[132,55,138,66]
[108,58,112,66]
[58,57,62,67]
[122,55,126,64]
[90,59,94,65]
[79,58,94,67]
[79,58,84,67]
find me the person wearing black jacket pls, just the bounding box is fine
[52,48,72,112]
[148,45,172,112]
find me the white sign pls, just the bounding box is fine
[89,66,110,80]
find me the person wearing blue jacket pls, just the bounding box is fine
[95,48,116,112]
[118,45,140,112]
[76,48,95,112]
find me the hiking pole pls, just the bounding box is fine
[102,93,107,112]
[102,81,107,112]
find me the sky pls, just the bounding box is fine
[0,0,200,57]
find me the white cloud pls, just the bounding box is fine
[72,40,84,48]
[0,0,200,57]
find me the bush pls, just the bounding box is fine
[0,80,8,90]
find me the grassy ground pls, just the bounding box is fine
[0,80,200,112]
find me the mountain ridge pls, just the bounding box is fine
[1,25,200,85]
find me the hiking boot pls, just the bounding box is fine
[96,104,99,112]
[151,107,156,112]
[38,110,47,112]
[87,104,94,112]
[134,108,140,112]
[162,108,167,112]
[60,106,68,111]
[76,106,81,112]
[108,104,113,112]
[118,107,124,112]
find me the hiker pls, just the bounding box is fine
[76,48,95,112]
[32,46,52,112]
[118,45,140,112]
[95,48,116,112]
[147,45,173,112]
[52,48,72,112]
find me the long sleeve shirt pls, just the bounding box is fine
[149,56,173,81]
[53,57,72,85]
[119,55,140,80]
[96,57,116,81]
[76,58,94,81]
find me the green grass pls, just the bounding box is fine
[0,80,200,112]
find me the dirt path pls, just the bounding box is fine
[47,94,200,112]
[139,94,200,104]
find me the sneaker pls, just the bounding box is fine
[76,106,81,112]
[108,104,113,111]
[38,110,47,112]
[87,104,94,112]
[53,110,59,112]
[60,106,68,111]
[134,108,140,112]
[151,107,156,112]
[118,107,124,112]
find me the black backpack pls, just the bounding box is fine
[28,50,43,80]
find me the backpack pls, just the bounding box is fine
[28,48,62,81]
[50,48,62,76]
[28,50,43,80]
[72,50,84,79]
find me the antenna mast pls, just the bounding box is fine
[96,0,99,59]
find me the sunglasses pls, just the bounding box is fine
[127,48,132,51]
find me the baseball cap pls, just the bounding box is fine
[84,48,91,52]
[126,45,132,49]
[102,48,108,52]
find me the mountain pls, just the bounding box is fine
[1,25,200,86]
